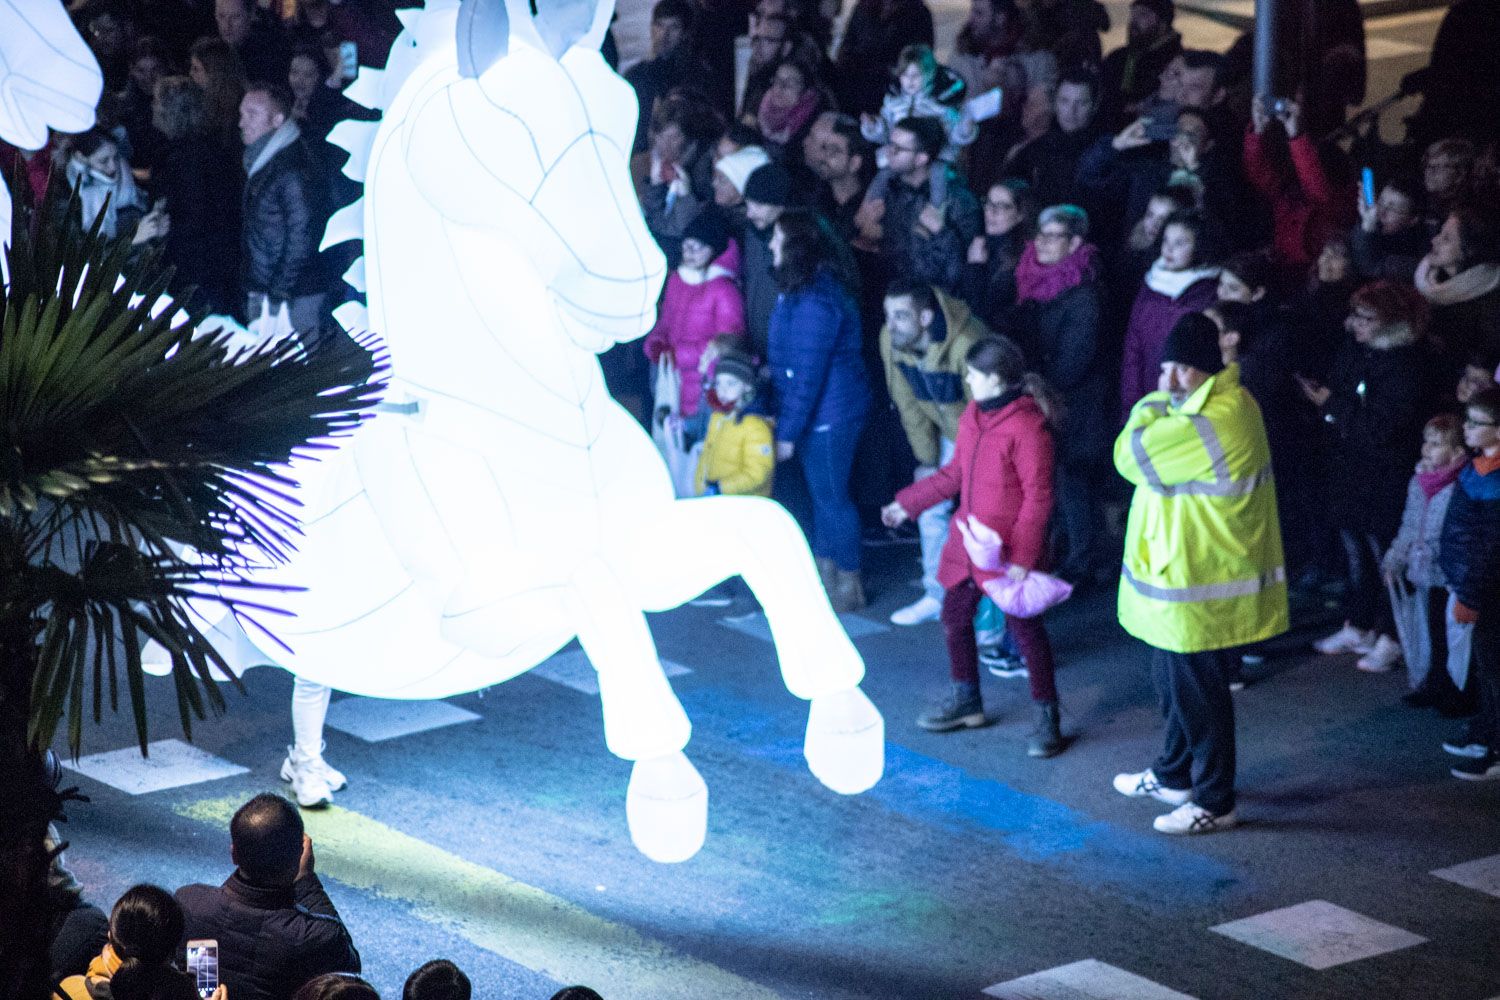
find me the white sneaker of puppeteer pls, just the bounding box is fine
[1314,623,1376,656]
[280,746,335,808]
[890,594,943,626]
[1112,769,1192,806]
[1153,801,1237,835]
[281,741,347,791]
[1356,635,1403,673]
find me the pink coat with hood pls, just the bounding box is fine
[644,241,746,416]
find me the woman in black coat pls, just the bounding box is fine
[1003,204,1108,579]
[959,177,1037,333]
[1299,280,1428,658]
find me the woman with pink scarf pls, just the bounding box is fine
[1005,204,1109,580]
[756,59,824,150]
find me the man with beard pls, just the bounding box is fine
[1099,0,1181,129]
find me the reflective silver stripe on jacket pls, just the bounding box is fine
[1129,410,1270,498]
[1122,563,1287,602]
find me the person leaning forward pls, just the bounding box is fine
[1109,312,1288,835]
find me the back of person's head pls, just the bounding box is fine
[773,208,856,292]
[153,76,207,141]
[294,973,382,1000]
[1449,204,1500,268]
[107,885,197,1000]
[549,989,606,1000]
[230,792,304,886]
[1210,299,1255,348]
[893,115,946,161]
[1467,386,1500,425]
[966,335,1063,424]
[403,959,471,1000]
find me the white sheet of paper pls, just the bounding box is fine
[965,87,1003,123]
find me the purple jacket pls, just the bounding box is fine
[1119,271,1219,422]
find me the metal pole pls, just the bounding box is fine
[1252,0,1280,102]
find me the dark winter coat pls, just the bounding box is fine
[768,267,872,443]
[1006,281,1110,468]
[1349,223,1428,283]
[834,0,935,115]
[154,135,241,312]
[896,392,1055,584]
[880,166,983,293]
[1003,126,1103,214]
[1119,270,1219,421]
[1439,460,1500,612]
[1075,137,1241,247]
[959,229,1028,331]
[177,871,359,1000]
[1319,323,1424,536]
[740,219,779,357]
[242,135,325,305]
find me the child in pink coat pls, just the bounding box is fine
[644,211,746,429]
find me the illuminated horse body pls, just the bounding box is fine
[229,0,883,861]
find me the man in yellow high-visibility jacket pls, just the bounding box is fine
[1110,313,1289,835]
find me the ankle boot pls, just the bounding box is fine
[1027,701,1066,758]
[815,556,838,595]
[829,569,866,613]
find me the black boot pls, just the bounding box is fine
[1027,701,1066,758]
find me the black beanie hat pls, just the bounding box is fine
[743,163,792,207]
[683,209,732,258]
[713,350,758,386]
[1161,312,1225,375]
[1132,0,1175,25]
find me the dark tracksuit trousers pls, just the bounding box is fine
[1150,646,1236,816]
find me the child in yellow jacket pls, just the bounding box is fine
[694,350,774,497]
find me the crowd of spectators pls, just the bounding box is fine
[23,0,1500,991]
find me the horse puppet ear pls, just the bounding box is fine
[458,0,616,73]
[456,0,509,78]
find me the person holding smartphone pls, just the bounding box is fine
[1350,173,1428,283]
[60,884,226,1000]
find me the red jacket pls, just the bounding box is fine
[1242,129,1356,273]
[896,394,1055,586]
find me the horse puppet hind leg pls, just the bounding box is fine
[623,495,885,797]
[565,556,707,864]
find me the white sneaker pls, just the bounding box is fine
[1112,769,1191,806]
[1356,635,1402,672]
[890,594,942,626]
[1153,801,1237,835]
[1313,622,1375,656]
[281,745,344,807]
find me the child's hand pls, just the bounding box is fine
[967,235,988,264]
[917,202,945,235]
[880,501,908,528]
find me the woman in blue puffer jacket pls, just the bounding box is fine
[768,209,872,611]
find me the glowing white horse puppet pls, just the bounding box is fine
[204,0,883,862]
[0,0,103,283]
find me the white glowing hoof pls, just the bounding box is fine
[805,687,885,794]
[626,752,708,863]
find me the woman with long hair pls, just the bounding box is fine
[189,37,246,150]
[884,335,1069,756]
[59,884,215,1000]
[768,209,872,611]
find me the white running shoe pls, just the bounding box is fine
[281,744,344,807]
[890,594,942,626]
[1313,622,1376,656]
[1112,769,1191,806]
[1153,801,1237,835]
[1356,634,1402,672]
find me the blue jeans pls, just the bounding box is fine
[798,417,865,571]
[915,437,957,603]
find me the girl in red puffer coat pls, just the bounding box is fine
[882,335,1069,757]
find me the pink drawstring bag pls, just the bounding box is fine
[956,515,1074,618]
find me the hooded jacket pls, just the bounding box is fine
[1119,263,1220,422]
[896,392,1055,586]
[1115,364,1289,653]
[644,249,746,417]
[1439,458,1500,613]
[879,288,990,465]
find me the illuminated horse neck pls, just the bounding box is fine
[243,0,886,862]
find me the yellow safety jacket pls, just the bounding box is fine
[1114,364,1289,653]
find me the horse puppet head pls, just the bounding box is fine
[396,0,667,354]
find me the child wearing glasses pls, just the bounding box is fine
[1437,388,1500,780]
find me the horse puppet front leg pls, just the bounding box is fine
[565,556,708,864]
[619,495,885,796]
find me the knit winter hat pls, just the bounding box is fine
[714,350,758,386]
[1161,312,1224,375]
[683,209,732,258]
[715,146,771,196]
[1132,0,1175,26]
[743,163,793,207]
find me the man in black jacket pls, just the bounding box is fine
[178,793,360,1000]
[240,83,327,339]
